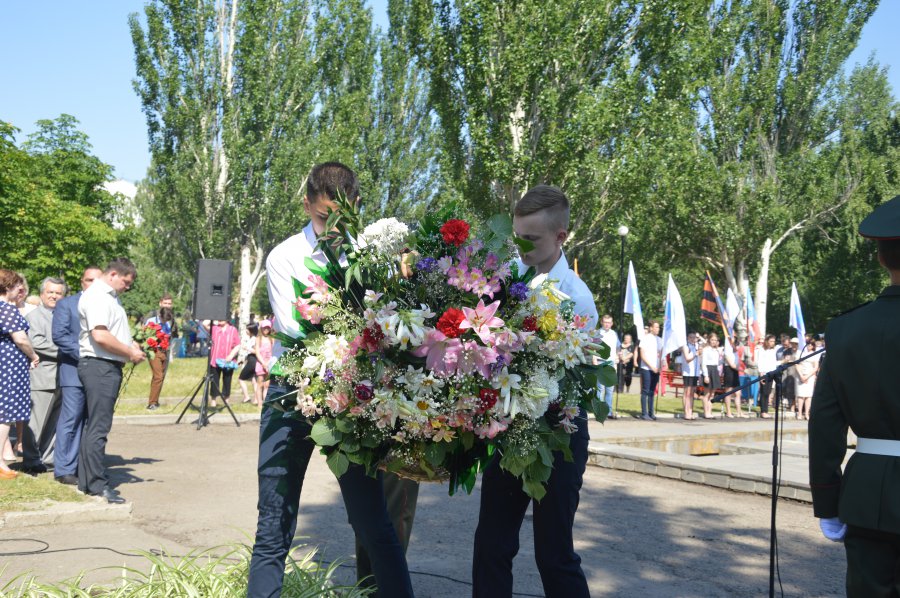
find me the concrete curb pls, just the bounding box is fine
[114,412,261,426]
[0,499,132,529]
[587,441,813,502]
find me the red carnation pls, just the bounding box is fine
[159,338,170,351]
[477,388,499,414]
[440,219,470,246]
[147,337,158,348]
[522,315,538,332]
[361,326,385,352]
[436,308,466,338]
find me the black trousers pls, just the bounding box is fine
[845,525,900,597]
[246,383,416,598]
[210,366,233,398]
[472,411,590,598]
[77,358,123,495]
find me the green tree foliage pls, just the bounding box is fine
[130,0,443,327]
[0,118,130,289]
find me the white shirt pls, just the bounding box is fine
[639,335,663,370]
[758,346,779,374]
[514,251,599,330]
[78,278,132,362]
[701,346,722,367]
[681,343,701,376]
[266,222,328,360]
[598,327,620,364]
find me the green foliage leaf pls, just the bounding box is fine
[310,419,341,447]
[326,451,350,478]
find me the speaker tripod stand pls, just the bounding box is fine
[176,338,240,429]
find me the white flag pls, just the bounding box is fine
[789,282,807,350]
[725,288,741,335]
[623,261,644,336]
[661,274,687,356]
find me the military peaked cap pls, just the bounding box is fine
[860,194,900,239]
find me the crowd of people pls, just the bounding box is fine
[0,262,280,498]
[598,318,825,422]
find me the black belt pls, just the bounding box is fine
[82,356,125,369]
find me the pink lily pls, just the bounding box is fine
[412,330,461,376]
[452,340,498,379]
[458,299,504,344]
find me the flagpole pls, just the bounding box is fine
[615,226,628,415]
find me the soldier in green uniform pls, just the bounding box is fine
[809,194,900,597]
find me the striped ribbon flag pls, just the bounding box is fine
[701,271,723,326]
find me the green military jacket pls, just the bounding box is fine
[809,285,900,533]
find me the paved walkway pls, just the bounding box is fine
[0,411,846,596]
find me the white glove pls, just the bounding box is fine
[819,517,847,542]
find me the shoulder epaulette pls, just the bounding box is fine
[830,301,872,319]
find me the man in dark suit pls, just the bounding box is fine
[51,266,101,485]
[809,194,900,596]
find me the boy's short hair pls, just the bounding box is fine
[105,257,137,279]
[514,185,570,230]
[307,162,359,204]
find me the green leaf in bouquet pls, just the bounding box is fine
[526,459,553,484]
[326,450,350,478]
[537,445,554,468]
[269,360,285,378]
[310,418,341,447]
[522,478,547,501]
[334,417,354,433]
[487,213,513,237]
[598,363,617,388]
[460,431,475,451]
[304,257,329,277]
[513,236,535,255]
[292,276,308,298]
[591,396,610,424]
[424,442,448,468]
[595,341,611,360]
[340,438,360,453]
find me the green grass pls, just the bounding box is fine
[600,391,760,418]
[0,472,88,514]
[118,357,216,401]
[1,544,372,597]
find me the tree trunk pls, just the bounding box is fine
[756,238,773,338]
[238,240,265,332]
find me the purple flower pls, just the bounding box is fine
[509,282,528,301]
[416,257,438,272]
[323,369,335,382]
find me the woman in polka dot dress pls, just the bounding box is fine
[0,269,39,479]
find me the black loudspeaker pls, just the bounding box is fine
[193,259,233,321]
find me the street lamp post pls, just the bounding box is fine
[615,225,629,414]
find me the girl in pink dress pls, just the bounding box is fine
[254,320,274,409]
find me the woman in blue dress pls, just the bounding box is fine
[0,269,39,479]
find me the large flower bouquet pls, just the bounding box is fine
[270,197,615,499]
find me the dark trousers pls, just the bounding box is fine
[759,377,773,413]
[210,366,233,398]
[472,411,590,598]
[77,358,123,495]
[845,525,900,597]
[640,368,660,416]
[356,472,419,586]
[247,383,415,598]
[54,385,86,477]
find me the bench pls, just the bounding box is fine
[665,371,726,402]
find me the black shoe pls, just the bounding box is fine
[92,488,126,504]
[641,414,653,421]
[146,403,159,410]
[55,474,78,485]
[23,464,48,475]
[650,414,657,420]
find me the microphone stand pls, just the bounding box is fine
[717,346,825,598]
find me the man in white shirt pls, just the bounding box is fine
[639,320,663,420]
[473,184,598,598]
[77,259,145,503]
[247,162,414,598]
[757,334,779,419]
[598,314,620,419]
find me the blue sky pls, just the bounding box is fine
[1,1,896,183]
